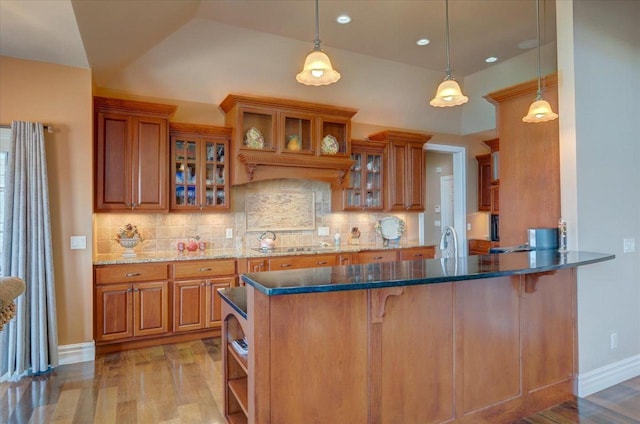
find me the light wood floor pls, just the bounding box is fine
[1,338,639,423]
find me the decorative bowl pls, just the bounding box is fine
[118,237,141,257]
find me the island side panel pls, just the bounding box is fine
[456,276,521,416]
[522,268,577,408]
[246,285,271,424]
[267,289,369,423]
[376,283,455,423]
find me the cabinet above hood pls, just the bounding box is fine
[220,94,358,187]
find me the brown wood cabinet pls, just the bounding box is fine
[333,139,386,211]
[172,259,237,332]
[477,154,492,211]
[486,76,560,246]
[368,130,432,211]
[220,94,357,186]
[468,239,499,255]
[94,97,176,212]
[169,123,232,211]
[398,245,436,261]
[94,263,170,342]
[244,253,352,273]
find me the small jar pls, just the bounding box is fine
[177,242,185,252]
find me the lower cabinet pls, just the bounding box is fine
[245,253,352,273]
[173,259,237,332]
[94,259,236,352]
[94,263,170,342]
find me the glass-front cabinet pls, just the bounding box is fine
[220,94,357,185]
[170,123,232,211]
[339,139,385,211]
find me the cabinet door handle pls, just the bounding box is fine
[125,272,141,277]
[415,254,423,257]
[199,268,213,272]
[280,264,292,268]
[316,261,328,265]
[374,256,384,260]
[133,288,139,292]
[127,288,133,293]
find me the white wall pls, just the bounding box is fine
[557,0,640,395]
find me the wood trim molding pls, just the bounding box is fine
[220,93,358,118]
[484,73,558,106]
[367,130,433,144]
[94,96,177,117]
[169,122,232,137]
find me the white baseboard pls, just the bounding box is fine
[58,341,95,365]
[577,354,640,397]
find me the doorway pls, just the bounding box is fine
[422,144,467,256]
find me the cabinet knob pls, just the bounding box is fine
[125,272,141,277]
[127,288,133,293]
[133,288,139,292]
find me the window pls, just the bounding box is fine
[0,127,9,276]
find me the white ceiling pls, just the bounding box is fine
[1,0,556,83]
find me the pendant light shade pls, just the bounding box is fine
[430,78,468,107]
[430,0,468,107]
[297,50,341,86]
[296,0,340,86]
[522,98,558,123]
[523,0,558,123]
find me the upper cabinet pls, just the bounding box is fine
[333,139,386,211]
[219,94,357,186]
[94,97,176,212]
[169,123,232,211]
[368,130,432,211]
[476,154,492,211]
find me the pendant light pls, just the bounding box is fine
[522,0,558,123]
[430,0,468,107]
[296,0,341,86]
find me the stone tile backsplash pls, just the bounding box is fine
[94,179,420,255]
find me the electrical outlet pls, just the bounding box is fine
[434,220,441,227]
[623,238,635,253]
[318,226,330,236]
[467,223,472,231]
[611,333,618,350]
[225,228,233,239]
[70,235,86,250]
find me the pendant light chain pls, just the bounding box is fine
[445,0,452,79]
[535,0,542,99]
[313,0,321,51]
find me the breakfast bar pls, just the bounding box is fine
[219,250,614,424]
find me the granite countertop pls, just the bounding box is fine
[241,250,615,296]
[93,242,432,265]
[218,286,247,319]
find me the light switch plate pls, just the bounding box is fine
[623,238,635,253]
[226,228,233,239]
[318,226,330,236]
[70,235,86,250]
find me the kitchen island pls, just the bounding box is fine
[219,251,613,424]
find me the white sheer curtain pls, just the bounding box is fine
[0,121,58,381]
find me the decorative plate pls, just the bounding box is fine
[244,127,264,149]
[321,135,339,154]
[375,216,406,240]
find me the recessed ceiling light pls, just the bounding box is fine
[518,39,538,49]
[336,14,351,24]
[485,56,498,63]
[416,38,430,46]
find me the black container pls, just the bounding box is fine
[490,214,500,242]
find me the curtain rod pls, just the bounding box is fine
[0,123,54,133]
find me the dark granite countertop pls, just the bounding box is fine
[218,286,247,319]
[241,250,615,296]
